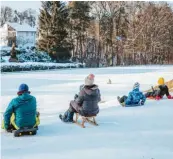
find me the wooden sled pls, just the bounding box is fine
[144,79,173,92]
[74,113,98,128]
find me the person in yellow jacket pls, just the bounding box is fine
[145,77,173,100]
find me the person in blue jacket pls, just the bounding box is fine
[1,84,40,132]
[118,82,146,107]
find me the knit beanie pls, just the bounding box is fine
[17,83,30,95]
[85,74,95,86]
[133,82,140,89]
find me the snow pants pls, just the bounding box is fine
[119,95,128,104]
[1,112,40,130]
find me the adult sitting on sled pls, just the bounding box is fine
[1,84,40,132]
[118,82,146,107]
[59,74,101,122]
[145,77,173,100]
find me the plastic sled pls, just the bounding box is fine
[13,127,37,137]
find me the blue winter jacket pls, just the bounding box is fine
[125,88,146,106]
[4,93,37,129]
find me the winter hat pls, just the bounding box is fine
[158,77,164,85]
[133,82,140,90]
[85,74,95,86]
[17,84,30,95]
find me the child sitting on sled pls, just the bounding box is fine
[1,84,40,132]
[59,74,101,122]
[145,77,173,100]
[118,82,146,107]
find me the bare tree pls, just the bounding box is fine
[124,2,173,64]
[0,6,12,26]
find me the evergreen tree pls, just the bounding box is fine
[37,1,70,61]
[69,1,91,60]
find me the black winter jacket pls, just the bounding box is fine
[145,84,170,97]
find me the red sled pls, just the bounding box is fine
[147,96,155,100]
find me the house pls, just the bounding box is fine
[0,22,36,47]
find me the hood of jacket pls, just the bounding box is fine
[15,93,34,104]
[83,85,99,96]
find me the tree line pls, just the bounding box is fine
[2,1,173,66]
[38,1,173,66]
[0,6,36,27]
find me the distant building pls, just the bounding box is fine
[0,22,36,47]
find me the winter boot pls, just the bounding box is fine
[59,110,68,121]
[59,109,74,123]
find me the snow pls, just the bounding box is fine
[1,62,84,72]
[1,65,173,159]
[1,62,81,67]
[0,46,20,53]
[6,22,36,32]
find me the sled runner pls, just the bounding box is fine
[74,113,98,128]
[13,127,37,137]
[99,100,106,103]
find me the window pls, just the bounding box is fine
[26,32,28,36]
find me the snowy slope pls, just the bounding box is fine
[1,65,173,159]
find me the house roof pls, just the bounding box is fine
[7,22,36,32]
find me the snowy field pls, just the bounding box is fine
[1,65,173,159]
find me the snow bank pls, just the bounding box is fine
[0,62,84,72]
[1,66,173,159]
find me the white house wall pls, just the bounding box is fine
[17,31,36,47]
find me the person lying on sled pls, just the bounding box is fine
[59,74,101,122]
[145,77,173,100]
[118,82,146,107]
[1,84,40,132]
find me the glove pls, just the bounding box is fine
[155,96,161,100]
[5,125,13,133]
[36,112,40,117]
[167,95,173,99]
[74,94,78,100]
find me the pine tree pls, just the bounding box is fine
[37,1,70,61]
[69,1,91,60]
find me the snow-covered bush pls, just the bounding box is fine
[0,46,20,56]
[17,50,52,62]
[1,57,5,63]
[1,46,52,62]
[1,62,84,72]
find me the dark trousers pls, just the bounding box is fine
[145,90,160,98]
[119,95,128,103]
[69,100,85,116]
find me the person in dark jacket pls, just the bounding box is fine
[59,74,101,122]
[145,77,173,100]
[118,82,146,107]
[1,84,40,132]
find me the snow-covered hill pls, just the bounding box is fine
[1,66,173,159]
